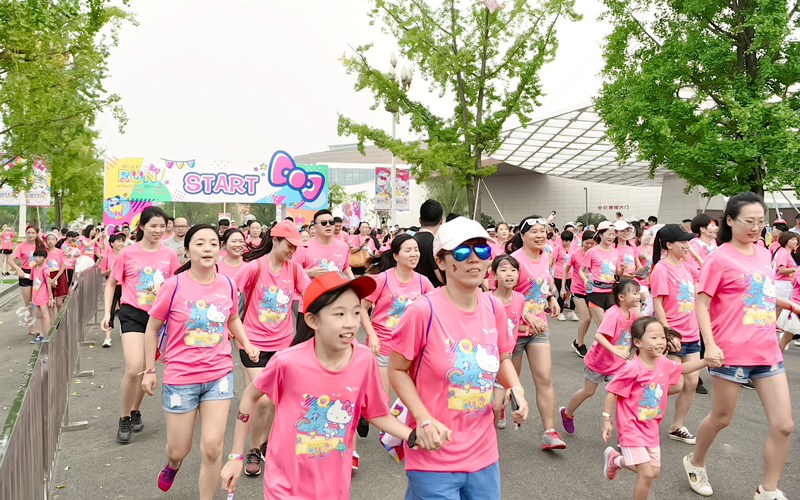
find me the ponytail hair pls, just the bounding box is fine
[135,206,169,242]
[612,278,639,306]
[243,227,285,262]
[652,229,665,267]
[505,214,545,254]
[367,233,414,274]
[176,224,219,274]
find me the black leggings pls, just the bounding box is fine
[554,278,574,311]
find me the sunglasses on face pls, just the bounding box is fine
[447,243,492,262]
[316,220,334,227]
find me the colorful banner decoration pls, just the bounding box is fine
[342,201,364,228]
[0,157,52,207]
[395,168,410,212]
[375,167,391,211]
[287,207,318,226]
[103,199,153,228]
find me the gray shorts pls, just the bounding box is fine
[375,353,390,367]
[584,366,614,384]
[512,332,550,357]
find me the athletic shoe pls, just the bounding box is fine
[794,339,800,346]
[260,441,268,459]
[542,430,566,450]
[157,463,180,492]
[117,417,132,444]
[754,485,788,500]
[604,446,621,480]
[29,335,44,344]
[572,340,587,358]
[696,378,708,395]
[557,313,566,321]
[497,406,507,429]
[130,410,144,433]
[668,426,696,444]
[102,337,112,347]
[352,450,360,470]
[683,453,713,496]
[742,381,756,390]
[559,407,575,434]
[244,448,262,476]
[567,311,580,322]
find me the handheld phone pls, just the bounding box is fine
[510,389,520,413]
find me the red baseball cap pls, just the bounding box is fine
[270,220,306,247]
[303,271,377,314]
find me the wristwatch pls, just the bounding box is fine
[407,429,417,448]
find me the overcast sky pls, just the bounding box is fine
[98,0,610,161]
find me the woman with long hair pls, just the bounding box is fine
[246,220,263,250]
[349,221,377,276]
[9,225,45,336]
[562,231,596,357]
[683,192,796,499]
[361,233,434,394]
[233,220,311,477]
[506,215,565,450]
[217,228,246,280]
[78,224,104,260]
[101,206,181,444]
[579,222,622,327]
[141,224,258,499]
[774,230,799,351]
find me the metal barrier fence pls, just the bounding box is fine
[0,268,103,499]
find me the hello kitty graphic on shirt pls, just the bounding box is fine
[135,266,166,306]
[741,272,776,327]
[523,277,549,316]
[294,394,355,459]
[677,278,696,313]
[637,382,665,421]
[258,286,292,323]
[183,300,230,347]
[445,339,500,414]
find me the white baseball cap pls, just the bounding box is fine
[613,220,631,231]
[433,217,494,256]
[597,221,614,231]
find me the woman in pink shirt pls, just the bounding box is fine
[101,207,181,445]
[562,231,596,357]
[650,224,702,445]
[222,272,421,500]
[349,221,377,276]
[141,224,258,499]
[773,231,798,339]
[507,215,564,450]
[217,229,245,281]
[579,222,623,327]
[78,224,103,259]
[233,220,311,477]
[614,220,642,279]
[683,192,798,499]
[361,233,434,394]
[551,231,577,321]
[389,217,529,499]
[9,225,45,336]
[1,224,15,275]
[44,233,68,314]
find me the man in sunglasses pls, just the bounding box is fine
[292,209,353,280]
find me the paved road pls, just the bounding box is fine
[0,287,38,424]
[48,314,800,500]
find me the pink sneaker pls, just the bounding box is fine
[604,446,621,480]
[158,462,180,492]
[541,430,566,450]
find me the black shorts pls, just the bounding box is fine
[109,284,122,328]
[66,269,74,285]
[19,270,32,288]
[118,304,150,333]
[587,292,615,311]
[572,292,588,301]
[0,249,11,255]
[239,349,277,368]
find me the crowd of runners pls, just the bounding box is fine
[3,191,798,500]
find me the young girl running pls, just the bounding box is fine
[30,248,54,341]
[361,233,433,394]
[685,214,718,273]
[63,231,81,286]
[602,317,720,500]
[507,215,564,451]
[101,207,181,444]
[233,220,311,477]
[560,278,639,434]
[221,271,423,499]
[614,220,642,279]
[562,231,596,357]
[649,224,702,445]
[1,224,15,275]
[141,224,259,499]
[45,233,69,314]
[552,231,577,321]
[217,229,245,281]
[580,221,623,326]
[684,192,797,499]
[389,217,529,499]
[10,225,45,336]
[490,255,531,430]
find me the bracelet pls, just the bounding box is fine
[510,385,525,394]
[228,454,244,461]
[602,412,612,419]
[419,419,432,429]
[137,368,156,376]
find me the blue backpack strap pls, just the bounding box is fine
[167,275,179,314]
[225,275,234,302]
[413,296,435,380]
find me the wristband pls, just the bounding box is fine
[419,419,432,429]
[137,368,156,376]
[602,412,612,419]
[510,385,525,394]
[228,454,244,461]
[407,429,417,448]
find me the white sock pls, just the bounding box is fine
[614,456,623,468]
[545,428,555,433]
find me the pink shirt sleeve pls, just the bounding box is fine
[649,263,669,298]
[148,276,176,322]
[596,306,619,338]
[110,250,126,283]
[254,356,282,404]
[391,297,431,362]
[698,259,723,297]
[668,359,683,386]
[420,276,434,294]
[364,272,388,305]
[491,295,512,355]
[292,262,312,294]
[605,361,636,399]
[168,250,181,275]
[233,261,257,294]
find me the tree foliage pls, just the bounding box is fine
[338,0,579,218]
[576,212,607,228]
[595,0,800,197]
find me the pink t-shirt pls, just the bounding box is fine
[216,259,243,282]
[606,355,683,447]
[773,247,796,282]
[551,243,570,280]
[78,236,97,257]
[650,260,700,342]
[62,244,80,270]
[567,248,587,295]
[1,231,13,250]
[293,237,351,274]
[769,240,781,254]
[392,290,511,473]
[686,237,716,272]
[617,243,638,276]
[110,243,181,312]
[31,264,51,306]
[499,291,525,346]
[255,339,389,500]
[348,234,377,254]
[98,250,120,272]
[698,243,782,366]
[582,246,620,292]
[12,242,37,269]
[511,248,552,329]
[364,269,434,356]
[46,248,64,273]
[791,272,800,303]
[584,305,638,375]
[234,259,311,351]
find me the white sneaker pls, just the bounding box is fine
[794,339,800,346]
[102,337,112,348]
[557,313,566,321]
[497,417,506,429]
[683,453,713,496]
[567,311,580,321]
[754,485,788,500]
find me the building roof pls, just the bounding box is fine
[492,103,666,187]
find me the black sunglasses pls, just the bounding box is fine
[316,220,334,227]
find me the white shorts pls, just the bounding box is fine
[775,280,793,301]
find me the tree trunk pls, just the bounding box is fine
[54,191,63,229]
[466,177,481,220]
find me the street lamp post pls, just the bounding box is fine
[387,52,412,225]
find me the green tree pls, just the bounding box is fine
[421,175,469,216]
[576,212,607,229]
[595,0,800,197]
[338,0,579,218]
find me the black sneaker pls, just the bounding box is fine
[244,448,262,476]
[130,410,144,433]
[572,340,587,358]
[695,378,708,395]
[117,417,132,444]
[259,441,268,459]
[741,381,756,390]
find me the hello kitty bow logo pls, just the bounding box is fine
[267,151,325,203]
[341,400,355,416]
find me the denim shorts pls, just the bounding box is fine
[584,366,614,384]
[162,371,234,413]
[375,353,390,368]
[668,340,702,357]
[405,461,500,500]
[512,332,550,356]
[708,362,785,384]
